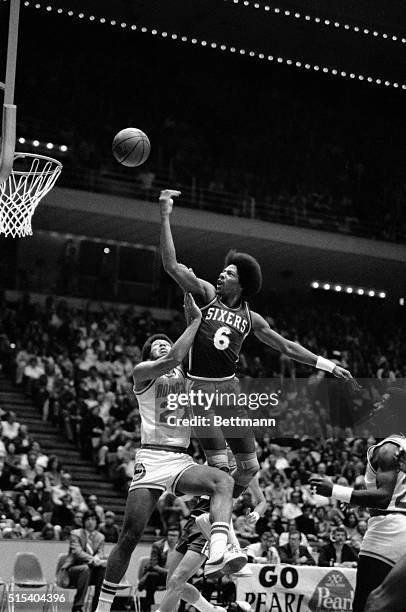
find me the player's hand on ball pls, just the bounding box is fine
[332,365,362,391]
[183,292,202,324]
[159,189,181,216]
[309,476,334,497]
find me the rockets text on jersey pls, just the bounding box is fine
[188,296,252,381]
[133,366,190,448]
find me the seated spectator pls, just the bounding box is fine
[350,520,368,551]
[14,515,34,539]
[278,519,309,547]
[44,454,63,488]
[296,504,317,536]
[158,493,188,534]
[80,405,104,461]
[22,451,44,483]
[40,523,59,540]
[233,514,258,544]
[344,511,360,540]
[52,472,87,512]
[14,424,33,454]
[14,493,44,530]
[264,473,289,508]
[99,510,120,543]
[1,411,20,442]
[51,493,75,529]
[61,511,107,612]
[23,356,45,394]
[246,531,281,564]
[318,526,358,567]
[87,495,105,523]
[27,477,53,514]
[138,527,180,612]
[314,506,332,540]
[279,531,316,565]
[0,451,20,489]
[282,491,303,520]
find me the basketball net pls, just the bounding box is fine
[0,152,62,237]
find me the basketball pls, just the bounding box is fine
[112,127,151,167]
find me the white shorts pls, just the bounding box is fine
[128,448,196,494]
[360,514,406,566]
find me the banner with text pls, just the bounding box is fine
[236,564,356,612]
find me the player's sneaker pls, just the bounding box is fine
[204,553,227,576]
[221,545,248,575]
[232,565,253,577]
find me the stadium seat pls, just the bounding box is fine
[10,553,53,612]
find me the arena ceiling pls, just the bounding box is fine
[57,0,406,83]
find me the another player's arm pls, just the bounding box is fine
[159,189,216,301]
[246,473,267,523]
[251,311,359,386]
[133,293,201,384]
[310,443,399,509]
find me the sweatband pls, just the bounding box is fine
[249,511,260,523]
[332,484,353,503]
[316,356,336,373]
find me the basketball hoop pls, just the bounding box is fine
[0,152,62,237]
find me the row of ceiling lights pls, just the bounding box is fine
[18,137,68,152]
[24,2,406,91]
[311,281,386,298]
[224,0,406,46]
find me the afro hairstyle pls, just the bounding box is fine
[141,334,173,361]
[224,249,262,299]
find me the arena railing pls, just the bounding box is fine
[55,165,405,244]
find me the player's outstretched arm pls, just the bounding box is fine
[251,311,360,389]
[246,473,267,524]
[310,443,399,508]
[159,189,215,301]
[133,293,201,383]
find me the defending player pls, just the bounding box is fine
[159,188,358,501]
[156,472,267,612]
[310,388,406,612]
[95,294,234,612]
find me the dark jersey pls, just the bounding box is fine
[188,296,252,380]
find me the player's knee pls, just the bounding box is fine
[206,451,230,473]
[167,570,188,594]
[234,454,259,484]
[210,470,234,496]
[117,526,140,552]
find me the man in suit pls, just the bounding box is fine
[279,531,316,565]
[65,511,107,612]
[138,527,180,612]
[318,526,358,567]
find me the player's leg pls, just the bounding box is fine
[364,554,406,612]
[95,487,162,612]
[225,419,259,497]
[175,464,234,567]
[352,555,393,612]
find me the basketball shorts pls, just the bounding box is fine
[176,515,208,556]
[359,514,406,566]
[188,378,256,454]
[128,448,196,494]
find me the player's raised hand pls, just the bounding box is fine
[159,189,181,216]
[183,292,201,324]
[332,365,362,391]
[309,476,334,497]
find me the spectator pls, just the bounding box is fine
[22,452,45,483]
[63,511,107,612]
[51,473,87,512]
[318,526,358,567]
[14,515,34,539]
[282,491,303,520]
[40,523,59,540]
[279,519,309,547]
[44,454,64,488]
[87,495,105,523]
[279,531,316,565]
[99,510,120,543]
[1,411,20,442]
[51,493,75,529]
[138,527,180,612]
[296,504,317,536]
[246,531,281,564]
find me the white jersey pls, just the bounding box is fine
[360,434,406,566]
[365,434,406,514]
[133,366,190,449]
